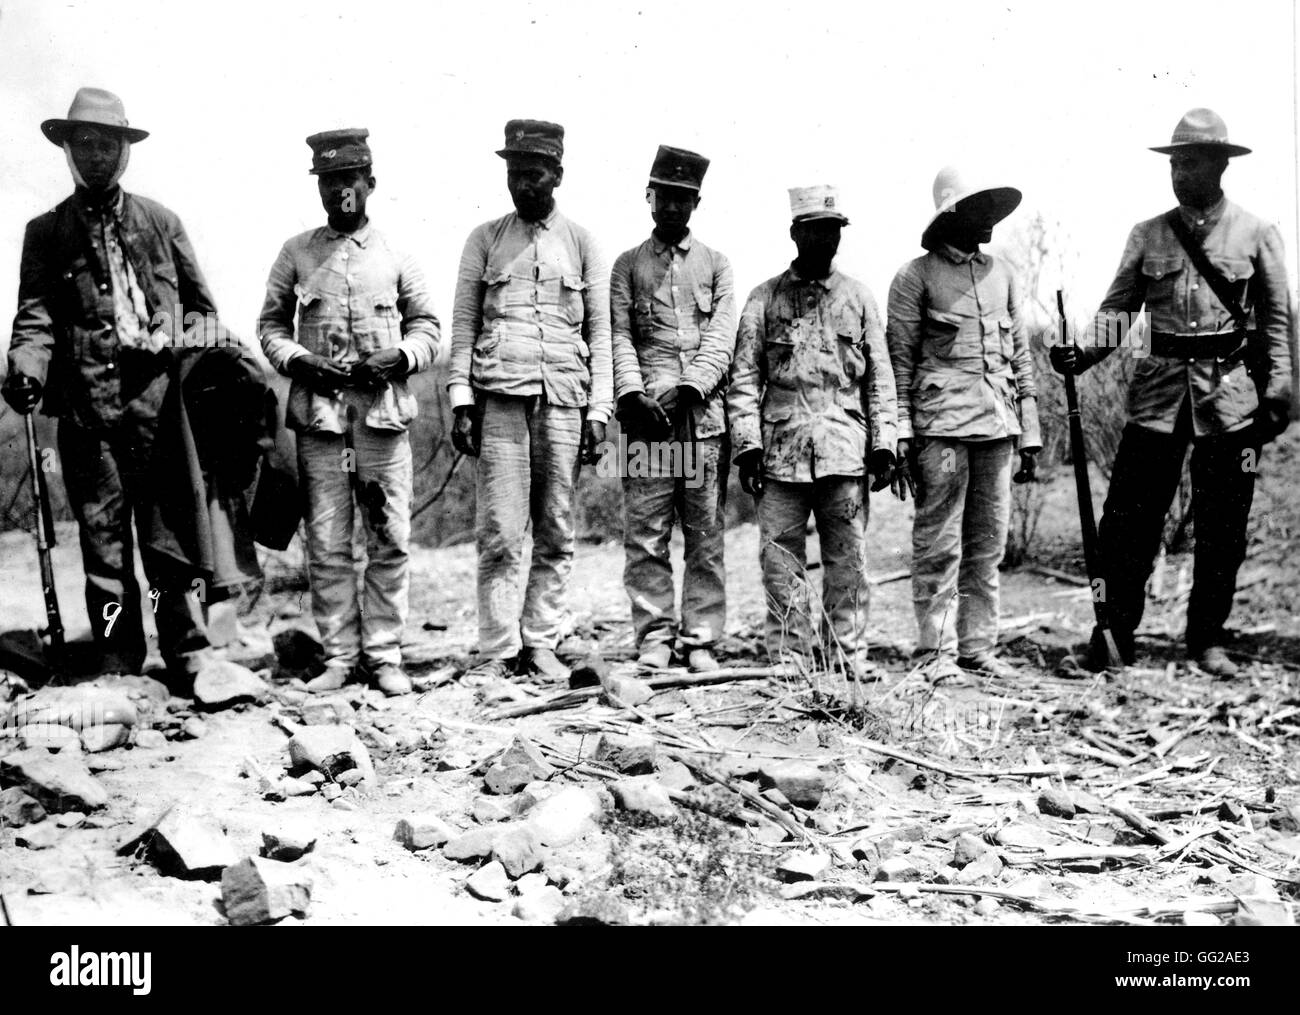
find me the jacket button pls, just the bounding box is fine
[1191,283,1199,291]
[1190,321,1198,328]
[99,283,108,292]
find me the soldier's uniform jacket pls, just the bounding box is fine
[887,245,1041,450]
[449,205,613,421]
[610,232,736,438]
[1081,198,1293,437]
[9,189,216,428]
[258,222,443,434]
[728,265,898,482]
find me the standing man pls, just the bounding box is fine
[259,129,444,696]
[727,187,897,675]
[887,167,1041,681]
[1051,109,1293,677]
[611,145,736,672]
[4,88,214,686]
[449,120,612,682]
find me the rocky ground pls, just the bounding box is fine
[1,432,1298,927]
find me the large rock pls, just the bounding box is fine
[954,850,1003,885]
[4,686,137,731]
[222,857,312,926]
[473,796,514,824]
[776,850,831,882]
[443,826,501,862]
[952,833,993,868]
[0,748,108,812]
[512,885,566,923]
[759,761,825,810]
[193,661,269,710]
[300,698,355,726]
[150,811,238,880]
[492,823,546,878]
[0,786,47,827]
[394,815,454,851]
[610,777,676,819]
[287,726,373,783]
[483,764,535,796]
[601,675,654,708]
[521,785,605,847]
[1037,788,1076,819]
[261,825,317,862]
[81,724,131,753]
[15,820,62,850]
[656,760,697,792]
[18,724,82,753]
[497,736,555,781]
[592,733,657,775]
[465,860,511,902]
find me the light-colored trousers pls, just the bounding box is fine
[298,419,412,670]
[757,477,869,662]
[911,436,1013,657]
[622,436,726,650]
[475,393,582,660]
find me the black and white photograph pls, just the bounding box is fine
[0,0,1296,988]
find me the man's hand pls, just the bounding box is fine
[1049,344,1083,376]
[580,419,606,465]
[617,391,670,435]
[2,374,42,415]
[1258,398,1291,443]
[737,448,765,497]
[867,448,896,492]
[451,404,481,457]
[1013,448,1039,484]
[890,439,918,502]
[350,348,408,391]
[287,353,351,396]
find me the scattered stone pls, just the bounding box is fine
[952,833,992,868]
[0,786,46,827]
[656,760,697,792]
[894,823,928,842]
[287,726,373,783]
[0,748,108,811]
[222,857,312,926]
[261,826,317,862]
[180,717,207,740]
[512,885,566,923]
[473,796,514,824]
[357,725,397,755]
[1230,899,1293,926]
[1217,800,1248,824]
[875,856,922,882]
[610,777,676,819]
[15,820,62,850]
[302,770,326,786]
[555,896,632,926]
[272,628,325,675]
[466,860,511,901]
[1069,790,1108,814]
[300,698,355,726]
[935,820,982,842]
[776,850,831,882]
[497,736,555,781]
[954,851,1004,885]
[320,783,343,802]
[394,814,454,851]
[758,761,826,810]
[4,686,137,731]
[592,733,657,775]
[523,785,605,847]
[281,777,317,797]
[86,755,124,772]
[996,823,1057,850]
[600,674,653,708]
[336,769,365,788]
[18,723,83,753]
[850,836,895,864]
[761,787,791,808]
[332,797,357,812]
[133,729,168,750]
[150,811,238,880]
[543,837,612,891]
[435,750,475,772]
[484,764,534,796]
[1225,874,1279,901]
[1037,788,1076,819]
[193,660,268,710]
[515,872,548,895]
[492,823,546,878]
[54,811,85,828]
[512,781,559,814]
[443,826,500,862]
[752,820,790,846]
[568,653,609,689]
[81,724,131,753]
[973,897,1001,917]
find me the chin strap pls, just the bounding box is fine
[64,141,130,191]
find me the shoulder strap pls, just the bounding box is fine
[1163,209,1249,330]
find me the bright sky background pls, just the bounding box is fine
[1,0,1296,355]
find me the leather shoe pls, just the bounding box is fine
[957,653,1020,679]
[686,647,719,672]
[372,663,412,696]
[637,642,673,669]
[523,647,570,682]
[1194,646,1239,678]
[307,665,350,693]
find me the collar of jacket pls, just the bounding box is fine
[517,203,561,232]
[1176,194,1228,231]
[72,185,125,219]
[651,230,693,257]
[323,220,373,247]
[935,242,989,266]
[784,262,839,290]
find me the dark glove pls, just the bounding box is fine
[287,353,351,396]
[1049,344,1083,376]
[580,419,606,466]
[1257,398,1291,442]
[1013,448,1039,484]
[890,439,918,502]
[350,348,408,391]
[2,373,42,415]
[451,404,482,457]
[867,448,896,492]
[737,447,765,497]
[617,391,670,435]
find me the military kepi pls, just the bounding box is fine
[496,119,564,164]
[307,128,372,175]
[648,145,709,191]
[789,185,849,225]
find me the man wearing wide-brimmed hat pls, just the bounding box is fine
[448,119,612,683]
[3,87,218,685]
[727,186,897,676]
[1050,108,1293,677]
[887,167,1041,681]
[610,145,736,673]
[258,128,444,697]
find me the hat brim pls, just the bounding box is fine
[648,177,702,192]
[923,185,1021,237]
[41,119,149,146]
[792,212,850,225]
[496,148,562,165]
[1149,141,1251,157]
[308,161,373,176]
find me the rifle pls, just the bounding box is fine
[25,413,65,659]
[1057,290,1121,668]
